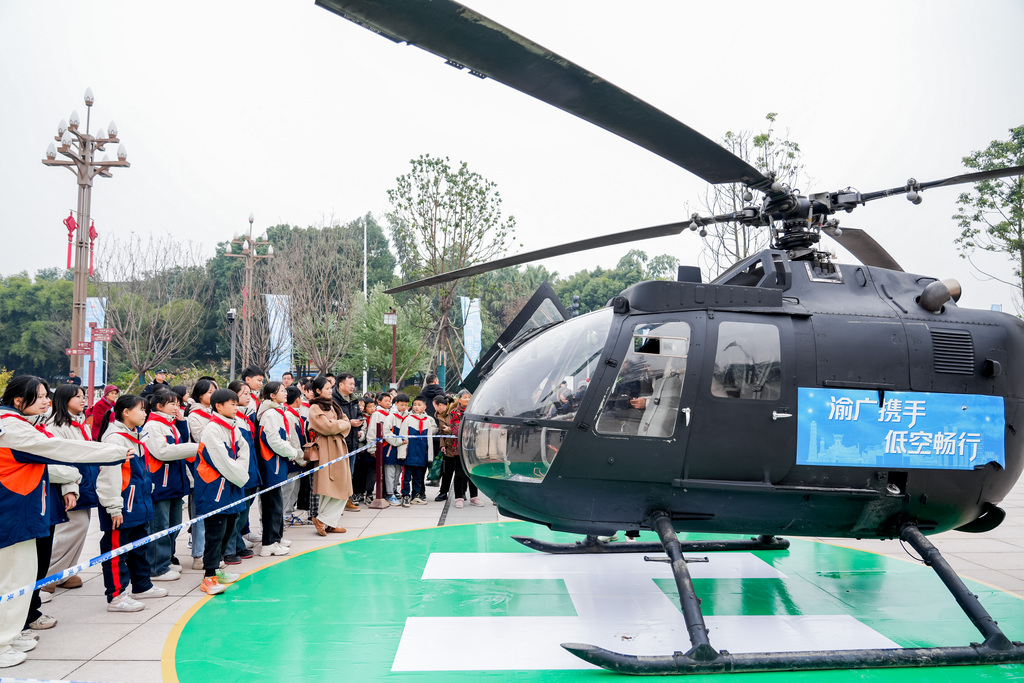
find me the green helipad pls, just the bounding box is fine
[165,522,1024,681]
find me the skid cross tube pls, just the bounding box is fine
[512,533,789,555]
[560,518,1024,675]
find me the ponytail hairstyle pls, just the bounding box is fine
[50,384,86,428]
[1,375,49,413]
[149,390,179,415]
[260,381,283,402]
[191,379,217,404]
[98,394,146,439]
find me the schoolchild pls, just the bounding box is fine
[87,384,120,441]
[381,393,407,506]
[170,385,190,443]
[450,389,483,508]
[351,394,377,504]
[144,391,199,581]
[186,379,216,569]
[432,395,455,502]
[97,395,168,612]
[194,389,249,595]
[241,366,265,420]
[281,386,307,521]
[255,382,302,556]
[0,376,128,669]
[224,380,260,564]
[44,385,98,592]
[397,397,436,506]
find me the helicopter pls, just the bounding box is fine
[317,0,1024,675]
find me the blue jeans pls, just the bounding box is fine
[147,497,182,576]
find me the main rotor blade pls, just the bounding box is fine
[317,0,771,189]
[829,227,904,272]
[860,165,1024,202]
[385,220,689,294]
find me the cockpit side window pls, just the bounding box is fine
[596,321,690,437]
[710,322,781,400]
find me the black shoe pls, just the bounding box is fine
[238,548,255,559]
[170,556,181,567]
[434,492,448,502]
[223,554,242,565]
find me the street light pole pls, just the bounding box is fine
[42,88,129,375]
[383,307,398,389]
[225,213,273,369]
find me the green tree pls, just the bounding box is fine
[0,272,73,378]
[554,249,678,315]
[387,154,516,379]
[698,112,806,277]
[353,283,430,386]
[954,125,1024,309]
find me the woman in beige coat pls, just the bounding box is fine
[308,375,352,536]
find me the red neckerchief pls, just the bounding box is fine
[112,429,150,459]
[71,418,91,441]
[377,409,390,418]
[284,405,300,420]
[406,414,429,432]
[210,413,239,458]
[147,413,179,444]
[191,407,212,420]
[274,407,292,436]
[235,411,255,434]
[1,413,54,438]
[301,400,310,408]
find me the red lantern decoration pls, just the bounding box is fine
[63,212,78,269]
[88,220,98,275]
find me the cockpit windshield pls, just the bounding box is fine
[470,308,613,420]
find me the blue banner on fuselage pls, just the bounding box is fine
[797,388,1004,470]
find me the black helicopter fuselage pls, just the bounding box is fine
[462,249,1024,539]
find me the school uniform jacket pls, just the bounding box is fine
[382,410,408,465]
[0,406,125,549]
[98,421,156,531]
[255,400,301,486]
[397,414,436,466]
[46,414,98,508]
[144,412,198,502]
[187,406,213,444]
[283,405,307,470]
[235,410,262,490]
[195,414,250,515]
[366,408,389,450]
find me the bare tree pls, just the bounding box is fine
[699,113,807,278]
[269,222,362,374]
[95,235,212,385]
[228,262,291,372]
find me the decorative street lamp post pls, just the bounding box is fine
[383,307,398,389]
[225,213,273,369]
[42,88,129,374]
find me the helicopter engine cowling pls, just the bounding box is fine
[918,278,963,312]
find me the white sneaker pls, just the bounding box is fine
[20,630,38,641]
[10,636,37,653]
[27,614,56,630]
[107,594,145,612]
[243,537,255,549]
[279,538,292,547]
[215,569,240,584]
[192,557,204,570]
[259,542,290,557]
[39,590,52,603]
[244,532,262,543]
[133,586,169,599]
[410,497,427,505]
[0,646,27,668]
[152,569,181,581]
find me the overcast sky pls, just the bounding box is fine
[2,0,1022,311]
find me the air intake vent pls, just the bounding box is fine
[931,329,974,375]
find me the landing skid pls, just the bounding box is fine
[511,533,790,555]
[557,513,1024,675]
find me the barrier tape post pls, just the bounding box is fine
[0,434,455,604]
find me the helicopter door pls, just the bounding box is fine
[683,314,796,483]
[592,315,705,483]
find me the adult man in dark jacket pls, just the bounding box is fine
[420,374,445,419]
[331,373,365,510]
[140,369,171,399]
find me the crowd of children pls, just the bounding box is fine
[0,367,477,669]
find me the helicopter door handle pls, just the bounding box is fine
[681,407,691,427]
[772,411,793,421]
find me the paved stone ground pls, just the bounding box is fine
[8,479,1024,682]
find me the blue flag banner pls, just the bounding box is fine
[461,296,481,380]
[265,294,292,381]
[86,297,106,385]
[797,388,1005,470]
